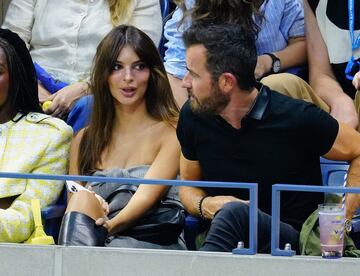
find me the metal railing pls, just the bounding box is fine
[271,184,360,256]
[0,172,259,255]
[6,171,360,256]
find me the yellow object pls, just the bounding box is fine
[0,112,72,242]
[25,199,55,245]
[42,100,52,111]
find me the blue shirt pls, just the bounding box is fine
[164,0,305,79]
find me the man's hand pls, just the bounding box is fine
[201,195,249,220]
[352,71,360,90]
[44,82,88,119]
[255,54,273,80]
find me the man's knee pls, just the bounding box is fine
[217,201,249,219]
[261,73,306,97]
[261,73,330,112]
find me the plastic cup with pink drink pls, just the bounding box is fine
[318,203,345,258]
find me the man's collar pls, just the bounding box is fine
[246,83,270,120]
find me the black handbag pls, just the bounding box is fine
[91,183,185,245]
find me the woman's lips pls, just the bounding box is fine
[121,88,136,97]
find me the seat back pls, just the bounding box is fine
[41,187,67,243]
[320,162,349,186]
[159,0,170,58]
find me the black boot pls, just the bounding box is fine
[58,211,108,246]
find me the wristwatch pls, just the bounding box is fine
[264,53,281,73]
[345,218,352,233]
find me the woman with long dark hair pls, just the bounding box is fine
[3,0,162,129]
[58,25,184,249]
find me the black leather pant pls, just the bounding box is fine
[58,211,108,246]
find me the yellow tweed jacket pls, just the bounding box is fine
[0,112,73,242]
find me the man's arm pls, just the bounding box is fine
[304,0,358,129]
[323,123,360,219]
[179,153,206,216]
[179,154,246,220]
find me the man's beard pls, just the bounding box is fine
[189,84,230,115]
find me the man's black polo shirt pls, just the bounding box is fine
[177,85,339,230]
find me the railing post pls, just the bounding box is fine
[271,184,360,256]
[232,184,258,255]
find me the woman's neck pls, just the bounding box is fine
[113,100,156,132]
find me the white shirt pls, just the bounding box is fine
[2,0,162,83]
[315,0,360,64]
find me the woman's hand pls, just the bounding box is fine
[38,83,51,103]
[87,186,109,216]
[44,82,88,119]
[94,193,110,216]
[95,217,119,235]
[352,71,360,90]
[95,217,111,232]
[255,54,273,80]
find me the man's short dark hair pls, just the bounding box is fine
[183,23,257,91]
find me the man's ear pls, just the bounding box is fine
[218,73,237,93]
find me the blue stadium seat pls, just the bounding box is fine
[285,66,308,82]
[320,157,348,165]
[184,215,200,250]
[159,0,170,58]
[320,162,349,186]
[41,187,67,243]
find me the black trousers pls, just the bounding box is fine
[200,202,299,253]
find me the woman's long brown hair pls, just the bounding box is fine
[174,0,265,36]
[78,25,179,176]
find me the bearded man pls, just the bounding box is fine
[176,23,360,254]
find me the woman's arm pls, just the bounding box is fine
[103,128,180,234]
[129,0,162,47]
[163,6,189,107]
[2,0,36,48]
[68,128,85,176]
[44,82,89,119]
[0,121,72,242]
